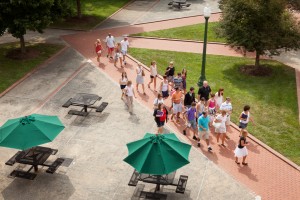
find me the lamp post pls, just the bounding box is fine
[197,6,211,87]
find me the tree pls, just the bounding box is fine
[217,0,300,67]
[0,0,54,53]
[76,0,82,19]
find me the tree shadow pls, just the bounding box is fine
[2,173,75,200]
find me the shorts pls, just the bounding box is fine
[121,50,127,55]
[157,121,165,127]
[208,107,216,115]
[150,75,157,78]
[215,126,226,133]
[114,53,121,60]
[239,122,248,129]
[198,130,210,140]
[162,90,169,98]
[108,47,114,52]
[188,119,197,129]
[167,76,173,82]
[225,115,231,125]
[173,103,182,114]
[96,50,102,55]
[120,85,126,89]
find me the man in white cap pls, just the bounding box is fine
[120,36,129,65]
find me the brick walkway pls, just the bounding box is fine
[62,14,300,200]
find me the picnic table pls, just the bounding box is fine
[128,170,188,199]
[168,0,191,9]
[5,146,64,180]
[63,93,108,116]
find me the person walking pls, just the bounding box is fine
[173,72,183,90]
[181,68,187,94]
[105,33,115,59]
[148,61,158,91]
[171,87,182,123]
[120,36,129,65]
[153,93,164,109]
[220,97,233,139]
[215,88,224,111]
[114,43,123,68]
[197,81,211,103]
[124,81,136,114]
[183,87,196,120]
[136,63,146,95]
[153,103,168,134]
[234,129,249,165]
[239,105,255,131]
[198,112,212,151]
[183,102,198,141]
[214,110,227,146]
[165,61,175,83]
[94,39,102,63]
[160,75,169,99]
[119,72,128,99]
[196,97,207,118]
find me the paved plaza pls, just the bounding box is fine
[0,0,300,200]
[0,49,255,199]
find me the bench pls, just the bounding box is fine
[5,151,22,166]
[128,170,139,186]
[68,110,89,116]
[96,102,108,112]
[9,170,37,180]
[175,175,188,193]
[62,98,73,108]
[46,158,64,174]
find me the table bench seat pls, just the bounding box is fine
[5,151,22,166]
[128,170,139,186]
[175,175,188,194]
[62,98,73,108]
[68,110,89,116]
[10,170,37,180]
[96,102,108,112]
[46,158,64,174]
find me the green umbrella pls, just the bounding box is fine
[0,114,65,150]
[124,133,191,175]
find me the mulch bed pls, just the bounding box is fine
[239,65,273,76]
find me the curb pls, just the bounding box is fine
[127,53,300,172]
[91,0,136,30]
[0,45,68,98]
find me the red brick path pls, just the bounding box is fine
[62,13,300,200]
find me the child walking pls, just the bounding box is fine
[234,130,249,165]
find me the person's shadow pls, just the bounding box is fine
[238,166,259,182]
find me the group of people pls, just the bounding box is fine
[95,35,255,165]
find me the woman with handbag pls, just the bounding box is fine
[136,63,146,95]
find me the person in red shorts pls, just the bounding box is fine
[94,39,102,63]
[105,33,115,59]
[153,103,168,134]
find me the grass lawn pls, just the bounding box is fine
[0,42,64,93]
[51,0,131,30]
[129,48,300,165]
[133,22,226,43]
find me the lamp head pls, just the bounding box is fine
[203,7,211,18]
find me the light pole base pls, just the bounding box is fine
[197,76,206,88]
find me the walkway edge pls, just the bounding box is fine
[296,69,300,124]
[0,45,68,98]
[128,53,300,171]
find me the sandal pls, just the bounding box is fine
[242,162,248,165]
[235,161,240,164]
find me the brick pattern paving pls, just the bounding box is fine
[62,14,300,200]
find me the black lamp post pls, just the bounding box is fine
[197,7,211,87]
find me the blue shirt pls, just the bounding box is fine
[198,115,210,131]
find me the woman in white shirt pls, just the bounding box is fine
[147,61,158,92]
[124,81,136,114]
[136,63,146,95]
[119,72,128,99]
[215,88,224,111]
[214,110,227,146]
[153,93,164,109]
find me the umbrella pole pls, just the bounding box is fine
[155,175,161,192]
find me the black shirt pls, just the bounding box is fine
[238,136,246,148]
[165,66,175,76]
[198,86,211,100]
[184,92,196,106]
